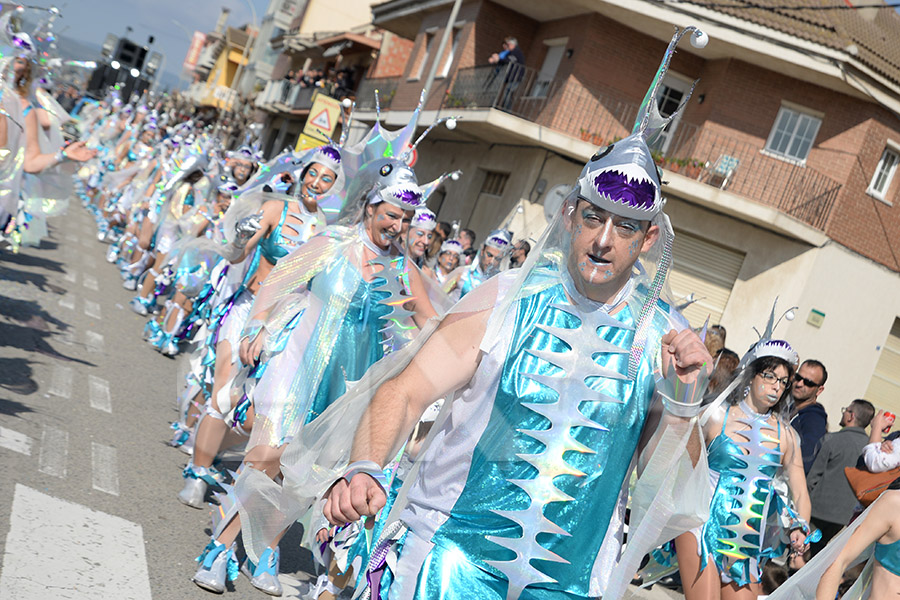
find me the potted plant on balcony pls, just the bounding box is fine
[579,128,592,142]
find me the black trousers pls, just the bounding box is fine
[810,516,845,557]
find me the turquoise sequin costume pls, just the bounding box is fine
[874,537,900,577]
[389,267,683,599]
[700,406,784,586]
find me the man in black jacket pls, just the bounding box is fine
[790,359,829,473]
[489,37,526,110]
[806,398,874,555]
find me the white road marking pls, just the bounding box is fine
[0,427,32,456]
[63,270,77,283]
[48,365,73,398]
[0,484,152,600]
[58,294,75,310]
[65,233,77,242]
[83,274,99,290]
[86,330,104,353]
[91,442,119,496]
[83,254,97,267]
[58,329,75,345]
[37,426,68,478]
[88,375,112,413]
[84,299,102,319]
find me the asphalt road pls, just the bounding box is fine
[0,207,680,600]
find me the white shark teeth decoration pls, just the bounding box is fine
[486,302,629,599]
[716,417,782,562]
[368,255,416,355]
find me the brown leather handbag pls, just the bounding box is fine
[844,466,900,506]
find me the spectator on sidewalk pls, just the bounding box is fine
[862,409,900,472]
[806,399,875,555]
[509,239,530,268]
[790,359,829,473]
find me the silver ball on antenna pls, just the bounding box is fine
[691,30,709,49]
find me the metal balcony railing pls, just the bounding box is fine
[256,80,316,112]
[355,77,400,111]
[442,73,840,230]
[442,63,562,122]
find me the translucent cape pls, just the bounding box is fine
[235,198,710,600]
[239,223,432,452]
[767,500,879,600]
[22,88,75,220]
[0,83,25,221]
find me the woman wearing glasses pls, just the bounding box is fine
[674,331,815,600]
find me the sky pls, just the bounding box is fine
[46,0,269,88]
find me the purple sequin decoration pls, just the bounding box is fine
[318,146,341,163]
[593,170,656,210]
[393,188,423,206]
[415,212,436,225]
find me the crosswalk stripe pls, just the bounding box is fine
[0,484,152,600]
[88,375,112,413]
[91,442,120,496]
[86,330,104,353]
[63,269,77,283]
[58,294,75,310]
[84,299,102,319]
[37,426,68,478]
[48,365,73,398]
[0,426,32,456]
[83,274,99,290]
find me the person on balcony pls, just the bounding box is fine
[488,37,525,111]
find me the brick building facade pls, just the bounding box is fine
[348,0,900,422]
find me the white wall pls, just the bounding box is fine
[666,195,900,427]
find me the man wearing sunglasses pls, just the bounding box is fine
[790,359,829,473]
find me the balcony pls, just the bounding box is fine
[354,76,400,111]
[440,66,841,232]
[255,80,316,114]
[443,63,561,123]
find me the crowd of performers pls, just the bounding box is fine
[4,8,897,599]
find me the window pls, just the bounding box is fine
[413,32,435,80]
[438,27,461,78]
[868,146,900,202]
[480,170,509,196]
[650,73,692,154]
[531,37,567,98]
[764,104,822,163]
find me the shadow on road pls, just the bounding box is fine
[0,357,41,396]
[0,263,67,295]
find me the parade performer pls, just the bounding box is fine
[127,141,214,307]
[403,208,437,268]
[0,8,94,250]
[190,99,459,595]
[233,27,714,600]
[669,301,815,600]
[758,484,900,600]
[442,228,512,300]
[177,145,343,504]
[423,238,463,285]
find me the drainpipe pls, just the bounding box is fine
[420,0,463,107]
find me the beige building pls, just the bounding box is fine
[351,0,900,424]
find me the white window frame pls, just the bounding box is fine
[763,102,823,165]
[437,23,464,79]
[867,140,900,204]
[412,28,437,81]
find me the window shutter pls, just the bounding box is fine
[668,230,745,327]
